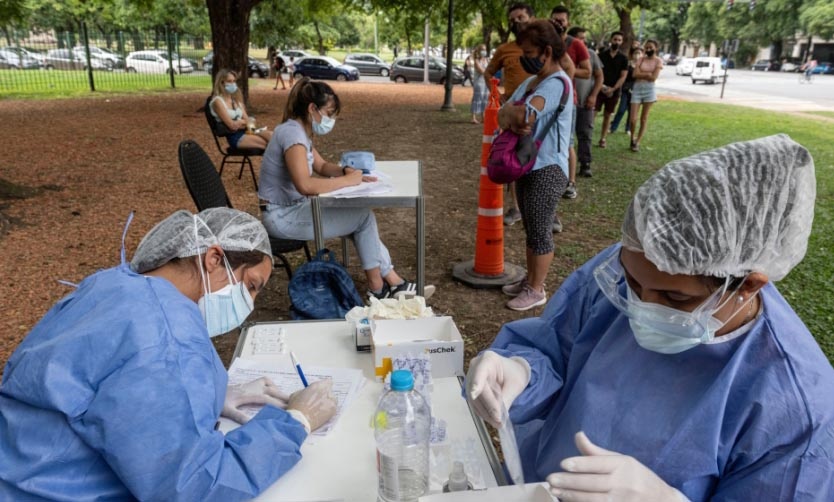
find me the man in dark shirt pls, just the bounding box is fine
[596,32,629,149]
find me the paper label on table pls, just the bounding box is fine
[250,325,286,355]
[417,483,555,501]
[227,358,366,437]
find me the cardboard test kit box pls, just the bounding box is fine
[372,316,464,380]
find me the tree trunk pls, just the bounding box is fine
[131,30,144,51]
[770,39,783,60]
[313,20,325,55]
[194,36,205,50]
[671,30,680,55]
[481,23,492,51]
[267,45,276,77]
[404,22,413,54]
[206,0,262,105]
[616,7,635,50]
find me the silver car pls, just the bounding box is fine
[343,53,390,76]
[44,49,107,70]
[0,49,41,69]
[389,56,464,84]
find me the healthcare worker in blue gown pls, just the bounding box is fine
[467,135,834,501]
[0,208,338,501]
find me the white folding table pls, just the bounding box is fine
[223,320,505,501]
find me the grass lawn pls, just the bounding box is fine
[0,69,211,99]
[808,111,834,120]
[454,100,834,362]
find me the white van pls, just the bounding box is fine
[691,57,726,84]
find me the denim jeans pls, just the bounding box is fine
[262,200,394,276]
[610,87,632,132]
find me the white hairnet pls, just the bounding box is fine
[131,208,272,273]
[622,134,815,281]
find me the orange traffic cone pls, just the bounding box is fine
[452,78,524,288]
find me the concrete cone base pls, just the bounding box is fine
[451,260,526,289]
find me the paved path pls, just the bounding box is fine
[656,66,834,112]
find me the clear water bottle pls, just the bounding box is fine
[375,370,431,502]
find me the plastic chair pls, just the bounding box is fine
[178,139,311,279]
[203,95,262,191]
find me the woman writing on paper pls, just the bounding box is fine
[0,208,337,501]
[467,136,834,500]
[258,78,434,300]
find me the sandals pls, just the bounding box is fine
[630,140,640,152]
[598,138,607,149]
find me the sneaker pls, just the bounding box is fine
[390,280,436,300]
[367,283,391,301]
[502,277,528,297]
[503,207,522,226]
[579,164,592,178]
[552,214,563,233]
[506,284,547,311]
[563,182,577,199]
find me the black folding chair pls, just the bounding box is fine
[203,95,262,191]
[178,139,311,279]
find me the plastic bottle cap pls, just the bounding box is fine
[390,370,414,391]
[446,461,470,491]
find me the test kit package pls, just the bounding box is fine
[371,316,464,381]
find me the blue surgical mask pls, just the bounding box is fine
[224,83,238,94]
[311,108,335,135]
[594,252,742,354]
[625,285,725,354]
[197,255,254,337]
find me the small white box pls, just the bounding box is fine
[354,318,372,351]
[371,317,464,381]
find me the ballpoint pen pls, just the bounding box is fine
[290,351,309,387]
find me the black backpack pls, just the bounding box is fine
[288,249,365,320]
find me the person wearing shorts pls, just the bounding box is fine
[629,39,663,152]
[595,31,629,148]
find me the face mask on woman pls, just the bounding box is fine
[645,49,655,58]
[480,50,487,57]
[520,52,546,75]
[197,254,254,337]
[224,83,238,94]
[311,107,336,135]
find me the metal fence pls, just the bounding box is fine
[0,23,218,98]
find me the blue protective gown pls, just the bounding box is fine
[491,244,834,501]
[0,263,307,501]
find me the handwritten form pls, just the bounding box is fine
[227,358,366,437]
[323,171,393,198]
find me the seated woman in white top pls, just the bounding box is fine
[259,77,434,300]
[210,69,273,150]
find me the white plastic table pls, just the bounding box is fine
[225,320,504,502]
[310,160,425,296]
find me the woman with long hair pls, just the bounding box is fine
[470,44,490,124]
[258,78,435,300]
[210,69,272,150]
[628,39,663,152]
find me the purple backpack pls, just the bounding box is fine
[487,74,571,184]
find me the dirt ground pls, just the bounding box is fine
[0,80,612,373]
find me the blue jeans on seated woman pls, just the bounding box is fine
[261,200,394,277]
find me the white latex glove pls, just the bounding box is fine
[465,351,530,427]
[546,431,691,502]
[221,377,290,425]
[287,379,338,433]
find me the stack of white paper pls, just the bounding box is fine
[226,357,366,437]
[323,171,393,198]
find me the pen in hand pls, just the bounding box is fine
[290,351,309,387]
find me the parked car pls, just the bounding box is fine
[691,57,726,84]
[675,57,694,76]
[751,59,780,71]
[72,46,123,69]
[811,62,833,75]
[292,56,359,81]
[343,53,391,76]
[4,47,45,67]
[43,48,107,70]
[203,53,269,78]
[663,54,679,65]
[125,50,193,74]
[389,56,464,84]
[0,48,41,69]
